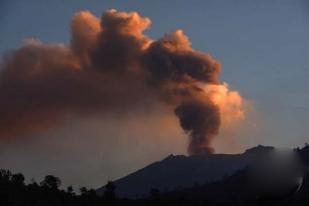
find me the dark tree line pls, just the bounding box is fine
[1,168,309,206]
[0,169,117,206]
[1,145,309,206]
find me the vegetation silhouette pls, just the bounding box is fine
[1,145,309,206]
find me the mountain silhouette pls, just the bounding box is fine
[1,144,309,206]
[97,145,275,198]
[163,145,309,204]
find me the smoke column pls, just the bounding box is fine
[0,10,246,155]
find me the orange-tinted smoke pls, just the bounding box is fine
[0,9,246,155]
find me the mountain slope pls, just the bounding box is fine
[97,145,274,198]
[163,146,309,204]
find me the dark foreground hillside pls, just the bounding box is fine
[1,145,309,206]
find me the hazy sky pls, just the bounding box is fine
[0,0,309,189]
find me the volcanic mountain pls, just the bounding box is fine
[97,145,275,198]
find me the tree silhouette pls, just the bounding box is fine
[11,173,25,185]
[0,169,12,181]
[104,181,116,200]
[80,186,89,196]
[67,185,74,195]
[40,175,61,190]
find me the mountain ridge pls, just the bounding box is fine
[97,145,276,198]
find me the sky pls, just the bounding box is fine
[0,0,309,189]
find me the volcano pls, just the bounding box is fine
[97,145,274,198]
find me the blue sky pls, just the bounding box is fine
[2,0,309,147]
[1,0,309,187]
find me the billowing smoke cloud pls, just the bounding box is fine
[175,99,220,155]
[0,9,246,155]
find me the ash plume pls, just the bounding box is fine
[0,9,246,155]
[175,99,220,155]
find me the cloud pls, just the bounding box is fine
[0,9,247,154]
